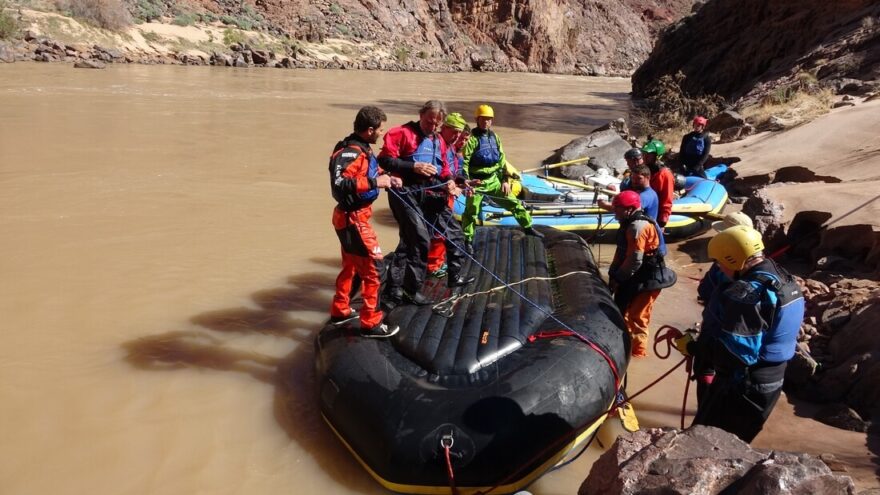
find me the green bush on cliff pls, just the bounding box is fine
[0,0,20,39]
[131,0,163,23]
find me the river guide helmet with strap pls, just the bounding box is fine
[444,112,467,131]
[612,190,641,209]
[708,225,764,271]
[475,104,495,118]
[693,116,708,127]
[641,139,666,156]
[624,148,642,160]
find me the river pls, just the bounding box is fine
[0,63,874,494]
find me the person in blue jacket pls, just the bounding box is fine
[678,116,712,178]
[676,225,805,442]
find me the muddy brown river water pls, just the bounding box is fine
[0,63,874,494]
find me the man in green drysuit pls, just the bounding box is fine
[460,104,542,253]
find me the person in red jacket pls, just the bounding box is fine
[329,106,402,338]
[641,139,675,229]
[379,101,473,306]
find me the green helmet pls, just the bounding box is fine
[642,139,666,156]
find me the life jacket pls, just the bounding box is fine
[469,131,502,178]
[446,147,462,178]
[750,269,805,363]
[715,263,805,366]
[684,133,707,157]
[406,133,449,204]
[330,141,379,209]
[615,210,674,290]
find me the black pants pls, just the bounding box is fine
[388,189,431,295]
[692,362,786,443]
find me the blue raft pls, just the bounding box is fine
[454,166,729,242]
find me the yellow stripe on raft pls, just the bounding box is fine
[321,407,610,495]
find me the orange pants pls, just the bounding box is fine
[622,289,661,356]
[426,194,456,272]
[330,206,384,328]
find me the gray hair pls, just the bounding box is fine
[419,100,447,116]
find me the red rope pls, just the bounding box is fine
[443,443,459,495]
[652,325,693,429]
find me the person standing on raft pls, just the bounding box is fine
[460,104,543,254]
[328,106,402,338]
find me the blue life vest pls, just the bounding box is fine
[718,269,805,366]
[446,148,461,177]
[471,132,501,169]
[684,134,707,156]
[359,153,380,202]
[407,134,444,169]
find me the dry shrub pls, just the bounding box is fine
[57,0,131,30]
[630,71,727,140]
[0,0,19,39]
[742,87,833,128]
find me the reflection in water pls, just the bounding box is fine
[1,64,874,495]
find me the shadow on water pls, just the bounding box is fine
[330,99,627,136]
[121,268,379,493]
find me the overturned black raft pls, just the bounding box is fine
[314,226,629,494]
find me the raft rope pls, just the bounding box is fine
[440,433,460,495]
[387,186,621,393]
[653,325,694,430]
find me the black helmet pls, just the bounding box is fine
[674,173,687,190]
[624,148,643,160]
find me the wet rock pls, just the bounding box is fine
[742,192,786,250]
[579,426,854,494]
[251,49,270,65]
[0,42,13,63]
[834,100,857,108]
[735,451,855,494]
[73,59,106,69]
[757,116,789,132]
[707,108,746,133]
[543,126,632,178]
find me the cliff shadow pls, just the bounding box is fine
[120,268,379,493]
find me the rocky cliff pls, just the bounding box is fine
[181,0,697,74]
[632,0,880,103]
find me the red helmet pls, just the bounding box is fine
[612,190,641,209]
[693,116,708,126]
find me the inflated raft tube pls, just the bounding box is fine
[454,167,729,243]
[315,226,629,494]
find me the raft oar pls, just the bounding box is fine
[539,175,718,215]
[539,174,620,197]
[519,156,590,175]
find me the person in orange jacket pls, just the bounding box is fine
[328,106,402,338]
[608,190,671,357]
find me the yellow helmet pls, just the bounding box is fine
[708,225,765,271]
[475,104,495,118]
